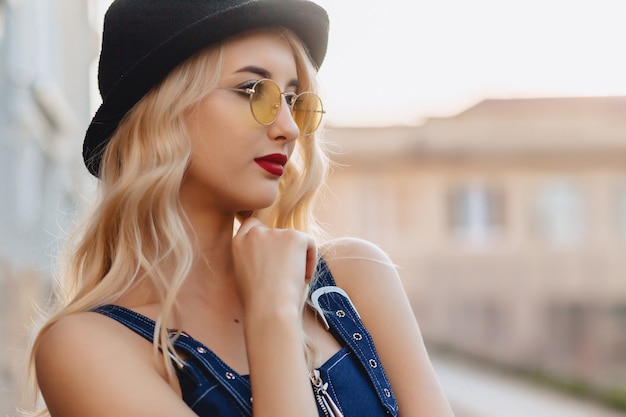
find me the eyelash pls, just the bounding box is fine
[236,80,258,91]
[233,80,300,106]
[236,80,299,93]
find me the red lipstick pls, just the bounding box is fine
[255,153,288,176]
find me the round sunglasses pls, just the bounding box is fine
[222,79,325,136]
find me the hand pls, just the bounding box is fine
[232,217,317,312]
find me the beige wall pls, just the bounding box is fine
[0,257,48,416]
[318,98,626,389]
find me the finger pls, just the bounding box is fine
[234,216,264,238]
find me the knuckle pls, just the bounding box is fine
[282,229,302,244]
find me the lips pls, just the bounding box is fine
[254,153,288,176]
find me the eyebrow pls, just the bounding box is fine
[235,65,271,78]
[234,65,299,88]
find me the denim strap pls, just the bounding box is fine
[92,257,398,417]
[312,259,399,416]
[92,305,253,416]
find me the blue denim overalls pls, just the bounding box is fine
[93,258,399,417]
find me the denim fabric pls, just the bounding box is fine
[92,258,399,417]
[311,260,399,416]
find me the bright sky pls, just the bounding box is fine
[313,0,626,126]
[93,0,626,127]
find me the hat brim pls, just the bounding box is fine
[83,1,329,176]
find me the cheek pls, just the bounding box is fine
[186,117,248,175]
[184,95,266,175]
[186,103,227,153]
[289,140,298,155]
[188,98,257,146]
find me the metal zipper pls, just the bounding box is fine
[309,369,344,417]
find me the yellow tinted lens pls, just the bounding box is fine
[292,92,324,135]
[250,80,281,125]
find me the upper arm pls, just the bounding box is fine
[320,238,454,417]
[35,312,197,417]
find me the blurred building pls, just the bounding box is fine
[319,96,626,391]
[0,0,95,414]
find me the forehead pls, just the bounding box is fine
[221,31,298,78]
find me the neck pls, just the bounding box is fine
[120,189,250,311]
[181,202,239,289]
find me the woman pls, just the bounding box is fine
[30,1,455,416]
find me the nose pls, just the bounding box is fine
[267,96,300,142]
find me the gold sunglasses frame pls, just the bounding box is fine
[220,78,325,136]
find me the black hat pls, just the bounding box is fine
[83,0,329,177]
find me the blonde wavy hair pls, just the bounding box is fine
[26,28,329,413]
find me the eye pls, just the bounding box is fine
[284,92,298,106]
[236,80,258,90]
[233,80,259,96]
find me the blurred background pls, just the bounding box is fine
[1,1,625,416]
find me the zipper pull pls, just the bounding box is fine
[309,369,344,417]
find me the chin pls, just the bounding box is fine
[240,192,279,212]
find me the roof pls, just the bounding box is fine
[325,96,626,158]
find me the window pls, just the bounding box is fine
[535,180,585,246]
[448,182,505,243]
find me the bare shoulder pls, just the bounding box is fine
[36,310,147,374]
[319,238,455,416]
[35,311,196,417]
[319,236,391,263]
[37,309,138,351]
[317,237,408,341]
[36,311,126,377]
[318,237,401,298]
